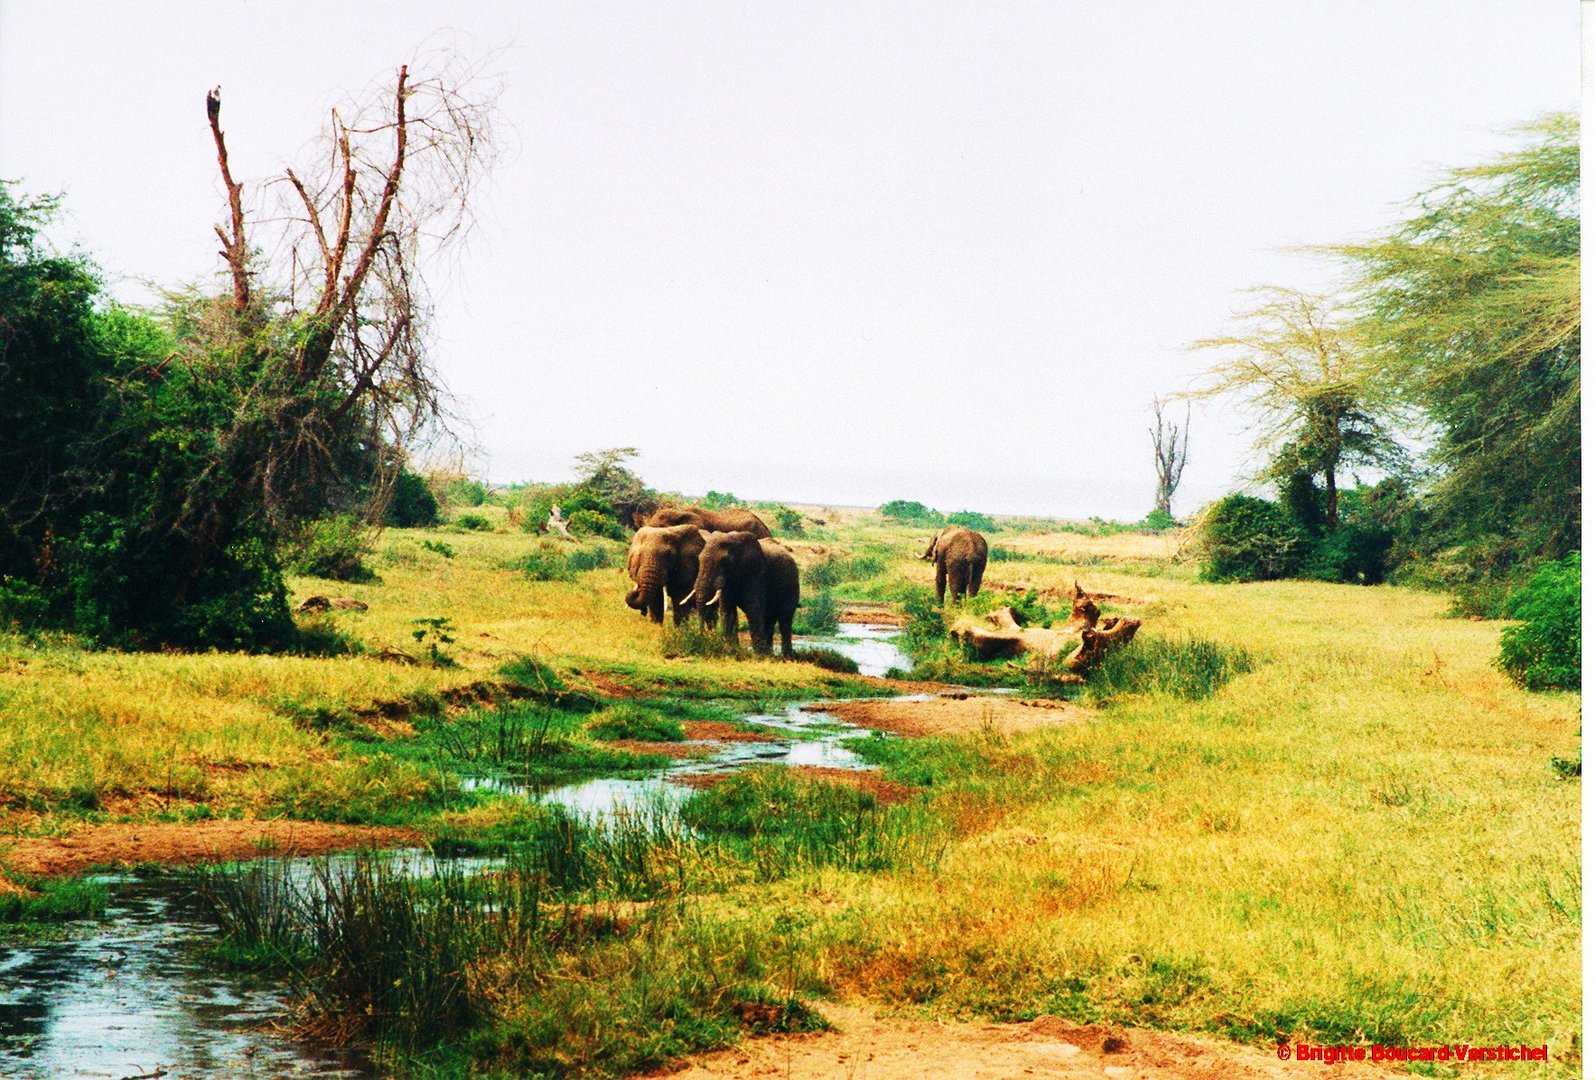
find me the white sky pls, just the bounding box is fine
[0,2,1578,518]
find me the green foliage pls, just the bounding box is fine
[515,540,619,582]
[289,514,374,582]
[771,505,805,534]
[411,616,457,667]
[455,513,492,531]
[879,500,945,525]
[1083,636,1256,702]
[793,589,840,635]
[1497,553,1580,691]
[384,470,441,527]
[588,703,686,742]
[803,551,888,590]
[439,477,489,507]
[1140,508,1178,531]
[946,510,996,532]
[1301,526,1394,585]
[791,646,859,674]
[700,490,741,509]
[0,876,109,925]
[662,622,746,660]
[1195,494,1308,583]
[681,767,942,878]
[1337,113,1579,567]
[567,507,626,540]
[420,539,454,558]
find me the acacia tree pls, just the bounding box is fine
[1149,396,1189,517]
[1331,113,1578,564]
[1187,287,1406,530]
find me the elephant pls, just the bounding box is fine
[624,524,706,624]
[683,530,799,656]
[644,505,773,539]
[920,525,988,604]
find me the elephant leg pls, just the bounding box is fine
[778,614,793,658]
[746,601,771,654]
[969,560,985,596]
[935,562,947,604]
[949,563,970,603]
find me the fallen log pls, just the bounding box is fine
[950,601,1141,673]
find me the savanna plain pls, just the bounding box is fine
[0,505,1579,1078]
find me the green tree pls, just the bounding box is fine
[1188,287,1407,530]
[1333,113,1579,564]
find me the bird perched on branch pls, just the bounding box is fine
[207,85,221,123]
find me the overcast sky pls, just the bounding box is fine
[0,2,1578,517]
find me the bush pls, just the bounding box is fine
[1195,494,1308,583]
[1140,508,1178,531]
[384,470,440,527]
[946,510,996,532]
[567,508,626,540]
[588,703,685,742]
[879,500,944,525]
[1498,553,1580,691]
[517,544,576,582]
[793,590,840,635]
[289,515,374,582]
[456,513,492,531]
[803,552,889,590]
[1302,525,1394,585]
[772,505,805,535]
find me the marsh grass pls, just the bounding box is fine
[790,646,859,674]
[1082,636,1255,702]
[588,702,686,742]
[0,876,109,925]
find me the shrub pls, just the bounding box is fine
[565,541,620,572]
[588,703,685,742]
[803,551,889,590]
[517,544,576,583]
[1195,494,1308,583]
[701,490,741,508]
[456,513,492,531]
[1498,553,1580,691]
[421,539,455,558]
[567,508,626,540]
[793,590,840,635]
[289,515,374,582]
[662,623,745,659]
[384,470,441,527]
[1084,636,1255,702]
[1140,508,1178,531]
[879,500,944,525]
[946,510,996,532]
[772,505,805,534]
[1302,525,1394,585]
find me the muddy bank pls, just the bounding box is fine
[2,820,421,880]
[814,694,1087,737]
[657,1002,1407,1079]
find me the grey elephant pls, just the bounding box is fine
[920,525,988,603]
[683,530,799,655]
[625,524,706,624]
[644,505,772,539]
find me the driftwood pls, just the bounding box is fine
[951,587,1141,674]
[297,596,369,613]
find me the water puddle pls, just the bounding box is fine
[797,620,913,678]
[0,871,373,1079]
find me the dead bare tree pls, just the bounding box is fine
[115,51,503,614]
[1150,396,1190,518]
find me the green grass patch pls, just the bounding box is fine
[1083,636,1255,703]
[0,876,109,925]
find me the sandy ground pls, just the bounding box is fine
[1,820,421,878]
[658,1004,1407,1080]
[815,694,1088,737]
[675,766,921,805]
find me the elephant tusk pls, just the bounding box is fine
[675,590,696,607]
[706,588,723,609]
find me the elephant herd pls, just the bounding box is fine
[623,506,990,657]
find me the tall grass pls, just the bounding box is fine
[1083,636,1255,702]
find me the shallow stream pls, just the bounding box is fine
[0,622,912,1077]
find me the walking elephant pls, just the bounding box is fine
[644,505,772,539]
[625,524,706,624]
[921,525,988,604]
[683,530,799,656]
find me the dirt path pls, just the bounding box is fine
[1,820,421,879]
[817,694,1089,737]
[659,1004,1405,1079]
